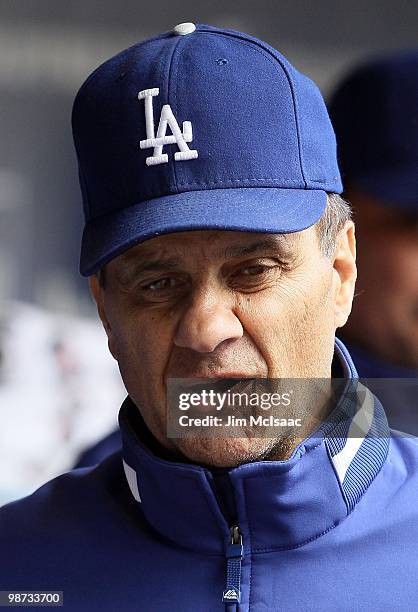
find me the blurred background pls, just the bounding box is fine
[1,0,417,504]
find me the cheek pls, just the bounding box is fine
[240,270,334,375]
[109,310,174,398]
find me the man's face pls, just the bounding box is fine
[344,188,418,368]
[91,225,355,467]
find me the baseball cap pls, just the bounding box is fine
[72,23,342,277]
[328,50,418,209]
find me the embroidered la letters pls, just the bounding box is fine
[138,88,198,166]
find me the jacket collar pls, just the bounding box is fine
[119,339,390,554]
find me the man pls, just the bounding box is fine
[0,23,417,611]
[328,51,418,434]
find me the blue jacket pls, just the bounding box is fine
[0,339,417,611]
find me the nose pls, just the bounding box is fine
[174,288,243,353]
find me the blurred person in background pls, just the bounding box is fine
[329,50,418,435]
[0,300,125,504]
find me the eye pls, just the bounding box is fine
[142,277,178,292]
[228,260,281,290]
[241,264,271,276]
[235,261,279,278]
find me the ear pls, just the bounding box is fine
[332,220,357,329]
[88,275,119,361]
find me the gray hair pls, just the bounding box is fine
[95,192,351,287]
[316,192,352,258]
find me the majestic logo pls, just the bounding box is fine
[222,588,240,602]
[138,88,198,166]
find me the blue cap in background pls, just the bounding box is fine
[72,23,342,277]
[328,50,418,209]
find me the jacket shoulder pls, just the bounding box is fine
[0,451,129,536]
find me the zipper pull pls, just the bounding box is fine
[222,525,244,608]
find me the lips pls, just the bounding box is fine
[180,378,261,416]
[176,376,257,395]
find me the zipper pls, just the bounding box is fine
[222,524,244,611]
[208,470,245,611]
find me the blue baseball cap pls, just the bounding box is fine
[328,50,418,209]
[72,23,342,277]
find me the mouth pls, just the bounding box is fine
[174,375,259,397]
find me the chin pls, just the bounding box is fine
[176,437,277,468]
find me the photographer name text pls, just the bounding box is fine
[178,415,302,427]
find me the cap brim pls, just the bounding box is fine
[80,187,327,276]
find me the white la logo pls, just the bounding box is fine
[138,88,198,166]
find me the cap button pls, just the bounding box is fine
[173,22,196,36]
